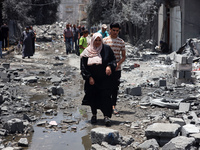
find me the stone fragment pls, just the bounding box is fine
[91,127,120,145]
[3,118,24,133]
[175,54,187,64]
[162,136,195,150]
[169,117,185,126]
[179,102,191,112]
[125,86,142,96]
[190,133,200,143]
[145,123,181,146]
[2,63,10,69]
[18,138,28,147]
[181,124,199,136]
[22,76,38,83]
[137,139,159,150]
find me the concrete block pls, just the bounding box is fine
[3,118,24,133]
[158,80,166,87]
[125,86,142,96]
[175,54,187,64]
[176,71,184,79]
[187,56,193,64]
[145,123,181,146]
[179,102,191,112]
[175,63,192,71]
[91,127,120,145]
[181,124,199,136]
[162,136,195,150]
[190,133,200,143]
[137,139,159,149]
[169,117,185,126]
[168,51,176,61]
[2,63,10,69]
[184,71,192,79]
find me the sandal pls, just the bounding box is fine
[113,108,119,115]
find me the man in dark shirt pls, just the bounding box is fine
[1,22,9,51]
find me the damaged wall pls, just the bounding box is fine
[180,0,200,44]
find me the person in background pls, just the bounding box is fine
[80,32,116,126]
[29,26,36,55]
[103,23,126,115]
[79,30,89,54]
[0,26,3,58]
[98,24,109,38]
[160,41,169,54]
[63,23,73,55]
[72,24,79,53]
[1,22,9,51]
[20,26,34,59]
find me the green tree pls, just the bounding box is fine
[30,0,60,25]
[2,0,34,26]
[2,0,60,25]
[87,0,158,26]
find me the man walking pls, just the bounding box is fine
[98,24,109,38]
[1,22,9,51]
[72,24,79,54]
[103,23,126,115]
[63,23,73,55]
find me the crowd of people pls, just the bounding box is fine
[0,22,127,127]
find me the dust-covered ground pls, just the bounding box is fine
[1,41,200,149]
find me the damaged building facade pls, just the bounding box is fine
[157,0,200,52]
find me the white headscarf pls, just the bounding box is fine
[80,33,103,65]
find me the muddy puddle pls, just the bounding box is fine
[26,108,92,150]
[2,52,93,149]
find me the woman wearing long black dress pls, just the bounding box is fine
[80,32,116,126]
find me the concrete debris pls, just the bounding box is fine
[145,123,181,146]
[91,127,134,148]
[3,118,24,133]
[162,136,196,150]
[137,138,159,150]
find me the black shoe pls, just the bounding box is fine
[28,56,30,58]
[91,116,97,124]
[104,117,111,127]
[22,57,25,59]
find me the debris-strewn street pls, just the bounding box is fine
[1,22,200,150]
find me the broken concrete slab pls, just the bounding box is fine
[22,76,38,83]
[145,123,181,146]
[150,98,183,108]
[162,136,195,150]
[181,124,199,136]
[125,86,142,96]
[18,138,28,147]
[137,138,159,150]
[179,102,191,112]
[3,118,24,133]
[190,133,200,143]
[169,117,185,127]
[91,127,120,145]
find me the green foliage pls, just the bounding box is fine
[30,0,60,25]
[2,0,34,25]
[2,0,60,25]
[87,0,158,27]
